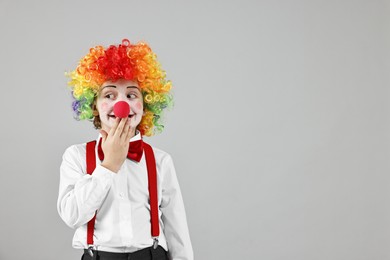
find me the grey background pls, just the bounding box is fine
[0,0,389,259]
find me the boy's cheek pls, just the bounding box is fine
[135,101,143,111]
[100,102,109,112]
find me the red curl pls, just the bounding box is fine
[95,43,136,81]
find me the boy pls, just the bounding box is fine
[57,39,193,260]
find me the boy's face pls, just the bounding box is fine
[96,79,144,133]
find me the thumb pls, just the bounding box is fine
[100,130,108,141]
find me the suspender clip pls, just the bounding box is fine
[87,245,95,257]
[153,237,159,249]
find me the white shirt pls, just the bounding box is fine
[57,133,193,260]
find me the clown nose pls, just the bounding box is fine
[113,101,131,118]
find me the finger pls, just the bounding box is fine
[121,119,131,140]
[126,125,136,142]
[109,117,121,136]
[114,117,127,138]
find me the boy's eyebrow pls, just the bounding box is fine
[101,85,116,90]
[101,85,139,90]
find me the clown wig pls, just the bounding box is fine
[66,39,173,136]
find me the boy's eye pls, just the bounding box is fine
[105,94,114,99]
[127,94,136,99]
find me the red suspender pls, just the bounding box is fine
[86,141,96,175]
[86,141,97,246]
[85,140,159,249]
[143,143,160,243]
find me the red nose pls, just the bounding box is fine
[113,101,130,118]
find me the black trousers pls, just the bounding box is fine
[81,246,168,260]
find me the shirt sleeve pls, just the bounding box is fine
[160,154,194,260]
[57,145,115,229]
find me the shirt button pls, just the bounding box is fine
[119,192,124,198]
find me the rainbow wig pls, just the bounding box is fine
[66,39,173,136]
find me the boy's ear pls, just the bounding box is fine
[92,100,99,116]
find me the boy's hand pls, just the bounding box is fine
[99,117,135,173]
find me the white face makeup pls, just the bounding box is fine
[96,79,144,133]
